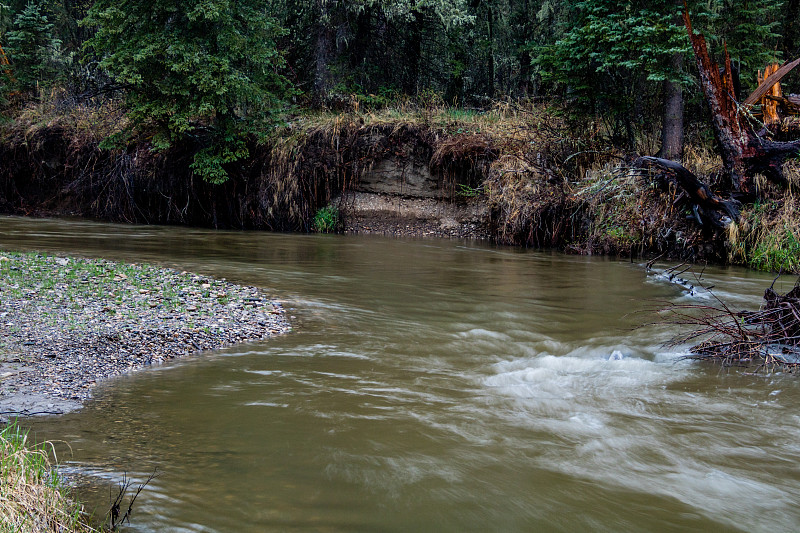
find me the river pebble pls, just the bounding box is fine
[0,252,291,415]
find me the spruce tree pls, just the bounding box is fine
[82,0,292,183]
[536,0,783,150]
[5,0,60,93]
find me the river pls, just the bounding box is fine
[3,216,799,532]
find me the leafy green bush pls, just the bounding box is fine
[82,0,293,184]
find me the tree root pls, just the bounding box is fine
[633,156,740,228]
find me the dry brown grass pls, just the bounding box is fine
[0,423,95,533]
[1,88,127,146]
[681,144,723,178]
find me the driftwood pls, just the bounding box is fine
[666,277,800,370]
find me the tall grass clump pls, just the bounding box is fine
[312,205,340,233]
[0,422,95,533]
[728,195,800,274]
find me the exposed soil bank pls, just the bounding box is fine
[0,251,290,420]
[0,106,492,237]
[338,191,490,239]
[1,104,798,272]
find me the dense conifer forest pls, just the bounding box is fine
[1,0,795,173]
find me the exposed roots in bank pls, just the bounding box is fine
[0,100,504,232]
[666,278,800,371]
[2,96,800,274]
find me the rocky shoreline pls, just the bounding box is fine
[0,251,291,420]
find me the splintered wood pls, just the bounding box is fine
[746,58,800,123]
[758,63,783,124]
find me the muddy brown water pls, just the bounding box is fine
[3,216,800,532]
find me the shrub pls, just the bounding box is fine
[312,206,340,233]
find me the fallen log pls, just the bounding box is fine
[633,156,740,227]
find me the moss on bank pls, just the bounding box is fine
[0,422,95,532]
[1,97,800,273]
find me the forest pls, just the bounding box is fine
[1,0,800,270]
[0,0,794,172]
[4,4,800,529]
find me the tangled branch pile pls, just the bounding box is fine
[668,280,800,371]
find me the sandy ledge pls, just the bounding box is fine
[337,191,491,239]
[0,251,291,420]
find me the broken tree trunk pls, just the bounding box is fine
[683,10,800,194]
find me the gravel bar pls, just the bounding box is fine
[0,251,291,419]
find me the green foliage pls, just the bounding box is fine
[3,0,62,93]
[728,200,800,274]
[535,0,783,140]
[604,225,635,245]
[537,1,691,114]
[0,0,795,161]
[359,0,474,28]
[82,0,293,183]
[706,0,783,85]
[749,226,800,273]
[312,205,340,233]
[457,183,482,198]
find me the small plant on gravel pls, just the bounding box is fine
[313,205,339,233]
[312,206,340,233]
[0,249,290,403]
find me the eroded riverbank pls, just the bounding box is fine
[0,251,290,419]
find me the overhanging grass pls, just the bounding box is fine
[0,422,95,533]
[3,94,800,272]
[728,194,800,274]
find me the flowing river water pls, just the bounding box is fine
[3,216,800,532]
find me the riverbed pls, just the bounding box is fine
[3,216,799,532]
